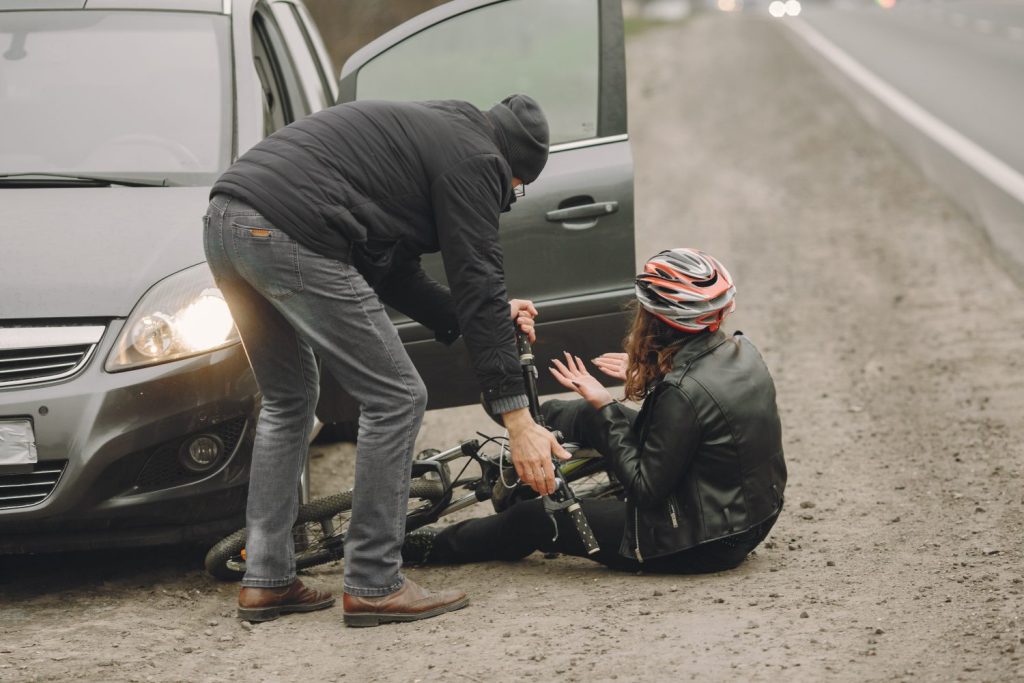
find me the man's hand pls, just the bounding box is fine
[503,407,570,495]
[509,299,538,343]
[592,352,629,382]
[549,352,615,410]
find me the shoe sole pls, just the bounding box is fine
[343,595,470,628]
[237,596,336,623]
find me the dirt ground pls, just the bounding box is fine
[3,13,1023,683]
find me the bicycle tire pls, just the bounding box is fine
[561,452,623,500]
[204,479,445,582]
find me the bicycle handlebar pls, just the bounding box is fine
[514,328,600,555]
[514,328,543,422]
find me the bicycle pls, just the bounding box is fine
[204,331,622,582]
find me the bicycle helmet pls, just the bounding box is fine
[635,248,736,333]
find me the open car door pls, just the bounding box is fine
[322,0,635,419]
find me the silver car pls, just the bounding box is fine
[0,0,635,552]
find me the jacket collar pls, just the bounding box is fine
[671,329,728,369]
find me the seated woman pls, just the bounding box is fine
[404,248,787,574]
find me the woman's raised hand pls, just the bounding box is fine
[549,352,615,410]
[592,352,629,382]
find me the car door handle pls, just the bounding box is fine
[545,201,619,229]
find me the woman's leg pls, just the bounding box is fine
[540,399,638,450]
[425,498,642,572]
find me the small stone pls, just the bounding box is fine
[203,629,213,637]
[502,632,511,638]
[799,501,816,509]
[769,593,781,598]
[639,609,652,616]
[653,590,664,597]
[875,628,884,635]
[240,622,253,632]
[826,560,836,567]
[800,612,809,619]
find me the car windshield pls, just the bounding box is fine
[0,11,232,187]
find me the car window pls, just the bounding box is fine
[354,0,599,145]
[272,2,333,111]
[252,9,309,135]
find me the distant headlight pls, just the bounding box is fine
[106,264,240,371]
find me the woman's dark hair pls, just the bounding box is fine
[623,303,690,401]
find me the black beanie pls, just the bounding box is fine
[488,94,550,184]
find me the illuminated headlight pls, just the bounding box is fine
[106,264,240,371]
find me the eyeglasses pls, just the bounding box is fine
[513,183,526,199]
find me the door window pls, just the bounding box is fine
[354,0,599,145]
[272,2,334,111]
[252,9,309,136]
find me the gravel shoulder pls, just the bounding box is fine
[2,13,1022,682]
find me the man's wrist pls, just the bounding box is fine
[502,406,535,435]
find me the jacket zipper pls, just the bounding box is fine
[668,499,680,529]
[633,506,644,562]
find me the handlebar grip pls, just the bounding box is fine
[566,501,600,555]
[515,328,533,359]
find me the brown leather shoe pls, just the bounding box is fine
[342,578,468,627]
[237,579,335,623]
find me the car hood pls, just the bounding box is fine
[1,187,213,319]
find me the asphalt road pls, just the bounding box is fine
[801,0,1024,173]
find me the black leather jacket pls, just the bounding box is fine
[583,330,787,561]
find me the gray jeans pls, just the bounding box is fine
[203,194,426,596]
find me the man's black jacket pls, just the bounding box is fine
[211,99,525,401]
[583,330,787,561]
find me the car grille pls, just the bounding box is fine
[0,325,106,388]
[0,461,67,510]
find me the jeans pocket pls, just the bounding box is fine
[230,219,304,299]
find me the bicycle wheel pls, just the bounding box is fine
[204,479,445,581]
[561,451,623,500]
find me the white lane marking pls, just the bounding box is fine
[787,20,1024,206]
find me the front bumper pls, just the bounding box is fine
[0,320,259,553]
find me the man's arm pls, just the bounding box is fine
[374,248,461,344]
[430,154,525,407]
[431,154,567,493]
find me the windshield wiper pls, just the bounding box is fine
[0,172,169,187]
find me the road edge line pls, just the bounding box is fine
[786,18,1024,206]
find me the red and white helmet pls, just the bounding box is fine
[635,248,736,333]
